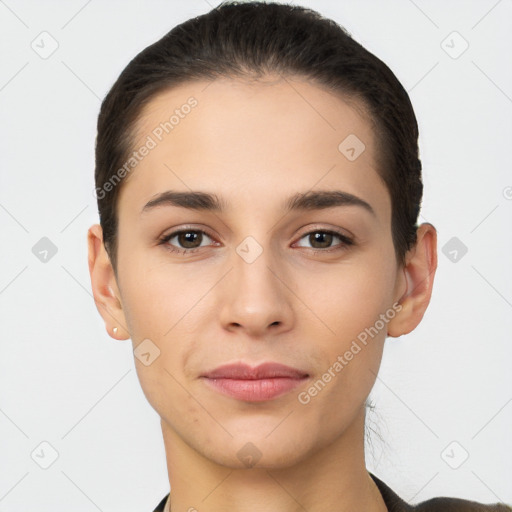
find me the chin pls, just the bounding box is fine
[199,431,314,470]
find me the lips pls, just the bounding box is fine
[201,362,309,380]
[200,362,309,401]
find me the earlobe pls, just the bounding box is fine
[87,224,130,340]
[387,223,438,338]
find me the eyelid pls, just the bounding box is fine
[158,223,354,254]
[158,224,219,247]
[292,226,354,251]
[295,223,354,241]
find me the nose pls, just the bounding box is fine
[218,241,295,338]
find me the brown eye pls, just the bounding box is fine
[175,231,203,249]
[309,231,333,249]
[158,228,216,253]
[295,229,353,252]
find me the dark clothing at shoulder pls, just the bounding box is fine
[152,493,168,512]
[151,472,512,511]
[369,473,511,512]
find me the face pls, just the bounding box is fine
[109,76,406,468]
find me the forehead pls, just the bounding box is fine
[119,76,390,224]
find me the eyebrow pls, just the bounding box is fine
[141,190,376,217]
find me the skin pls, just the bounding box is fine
[88,76,437,512]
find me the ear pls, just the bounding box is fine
[87,224,130,340]
[387,222,437,337]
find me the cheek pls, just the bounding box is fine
[117,245,189,336]
[298,261,395,419]
[304,257,397,342]
[118,261,202,412]
[118,257,210,381]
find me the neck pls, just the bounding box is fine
[159,407,387,512]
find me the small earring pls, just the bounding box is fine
[113,327,118,335]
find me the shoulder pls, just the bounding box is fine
[369,472,512,512]
[152,478,512,511]
[414,496,512,511]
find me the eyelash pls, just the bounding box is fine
[157,226,354,256]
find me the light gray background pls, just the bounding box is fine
[1,0,511,510]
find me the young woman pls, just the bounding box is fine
[87,2,511,511]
